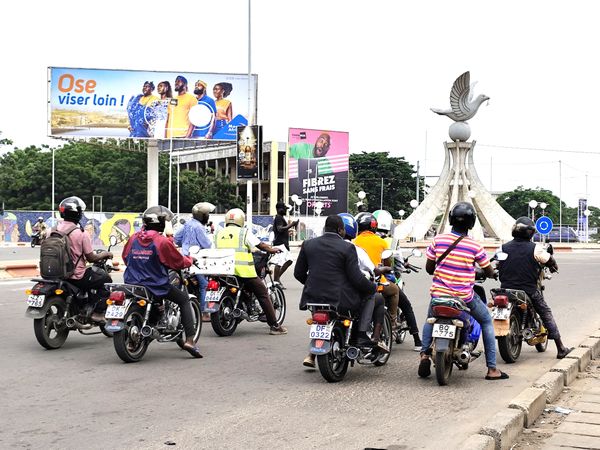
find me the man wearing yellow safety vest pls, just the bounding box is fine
[215,208,288,335]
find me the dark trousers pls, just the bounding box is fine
[530,290,560,340]
[242,277,278,327]
[164,285,196,338]
[68,267,111,311]
[360,295,385,332]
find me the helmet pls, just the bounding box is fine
[59,196,86,223]
[142,205,174,232]
[357,212,378,233]
[37,217,44,222]
[354,211,369,223]
[192,202,215,222]
[225,208,245,227]
[512,216,536,239]
[338,213,358,240]
[373,210,393,232]
[449,202,477,230]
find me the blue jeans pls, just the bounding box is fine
[196,274,208,312]
[421,292,497,369]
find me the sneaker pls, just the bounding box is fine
[201,313,211,322]
[269,325,288,335]
[413,336,423,352]
[303,355,316,368]
[376,340,390,354]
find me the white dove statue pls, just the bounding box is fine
[431,71,490,122]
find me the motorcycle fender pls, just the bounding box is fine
[434,338,451,353]
[25,297,66,319]
[104,319,125,333]
[309,339,331,355]
[493,319,510,336]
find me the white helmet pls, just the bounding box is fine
[225,208,245,227]
[373,210,393,232]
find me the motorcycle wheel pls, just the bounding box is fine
[113,306,149,363]
[30,239,36,248]
[374,313,393,366]
[270,284,286,326]
[395,313,408,344]
[317,325,349,382]
[535,336,548,353]
[210,295,238,336]
[497,309,523,363]
[177,299,202,348]
[435,346,453,386]
[33,296,69,349]
[99,323,113,338]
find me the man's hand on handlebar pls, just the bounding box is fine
[374,266,392,276]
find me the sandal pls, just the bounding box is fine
[485,371,509,380]
[418,357,431,378]
[182,343,203,359]
[557,347,574,359]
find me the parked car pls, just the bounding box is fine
[533,226,579,243]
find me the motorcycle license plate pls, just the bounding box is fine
[491,307,510,320]
[205,290,222,303]
[27,294,45,308]
[432,323,456,339]
[105,305,127,319]
[309,324,333,340]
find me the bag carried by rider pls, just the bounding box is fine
[39,225,79,279]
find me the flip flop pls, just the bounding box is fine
[557,347,575,359]
[182,344,203,359]
[485,371,509,380]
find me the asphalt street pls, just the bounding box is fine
[0,249,599,450]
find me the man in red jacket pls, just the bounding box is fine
[123,205,202,358]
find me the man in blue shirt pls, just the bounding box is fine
[190,80,217,139]
[174,202,215,320]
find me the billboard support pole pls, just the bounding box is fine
[246,0,253,227]
[168,139,173,211]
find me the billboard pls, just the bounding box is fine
[237,125,262,179]
[288,128,349,216]
[48,67,258,141]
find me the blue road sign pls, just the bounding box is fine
[535,216,553,235]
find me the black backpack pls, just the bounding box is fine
[39,225,81,279]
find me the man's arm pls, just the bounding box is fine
[345,245,376,296]
[294,243,308,285]
[173,225,184,247]
[156,236,193,270]
[195,225,213,249]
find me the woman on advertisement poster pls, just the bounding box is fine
[127,81,159,138]
[213,82,233,136]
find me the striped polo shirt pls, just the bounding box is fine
[425,231,490,302]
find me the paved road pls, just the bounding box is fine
[0,250,599,449]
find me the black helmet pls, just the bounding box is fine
[142,205,174,232]
[59,196,86,223]
[512,216,535,239]
[357,212,378,233]
[449,202,476,230]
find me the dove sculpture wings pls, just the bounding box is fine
[431,71,489,122]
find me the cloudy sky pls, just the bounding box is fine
[2,0,599,208]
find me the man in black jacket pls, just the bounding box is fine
[498,217,573,359]
[294,215,376,313]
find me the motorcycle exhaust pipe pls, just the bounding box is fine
[346,346,359,360]
[65,317,76,328]
[232,308,249,321]
[141,325,160,339]
[65,317,93,330]
[458,351,471,363]
[523,329,534,340]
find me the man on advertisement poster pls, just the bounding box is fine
[190,80,217,139]
[166,76,197,138]
[288,129,349,215]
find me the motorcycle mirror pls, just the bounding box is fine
[109,235,118,247]
[495,251,508,261]
[411,249,422,258]
[546,244,554,255]
[381,249,393,260]
[188,245,201,255]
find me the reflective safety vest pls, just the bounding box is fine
[215,225,257,278]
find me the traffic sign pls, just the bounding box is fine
[535,216,553,235]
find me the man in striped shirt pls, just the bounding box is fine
[418,202,509,381]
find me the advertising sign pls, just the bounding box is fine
[237,125,261,179]
[288,128,349,216]
[48,67,258,141]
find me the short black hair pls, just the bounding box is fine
[324,215,343,233]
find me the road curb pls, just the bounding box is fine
[462,330,599,450]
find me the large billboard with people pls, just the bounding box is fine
[288,128,349,216]
[47,67,258,141]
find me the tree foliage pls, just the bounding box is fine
[496,186,578,224]
[0,140,242,213]
[349,151,423,216]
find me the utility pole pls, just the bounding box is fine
[416,160,420,204]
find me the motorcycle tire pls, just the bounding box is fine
[497,309,523,363]
[30,239,36,248]
[270,284,286,326]
[210,295,238,336]
[535,338,548,353]
[395,313,408,344]
[374,313,393,366]
[113,306,149,363]
[435,347,453,386]
[177,298,202,348]
[317,324,349,383]
[99,323,113,338]
[33,296,70,349]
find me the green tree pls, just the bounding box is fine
[349,151,423,215]
[348,171,368,215]
[496,186,577,224]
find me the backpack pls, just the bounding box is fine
[39,225,81,279]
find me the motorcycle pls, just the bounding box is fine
[25,235,119,349]
[492,249,551,363]
[391,248,422,344]
[30,231,43,247]
[429,267,492,386]
[198,249,286,337]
